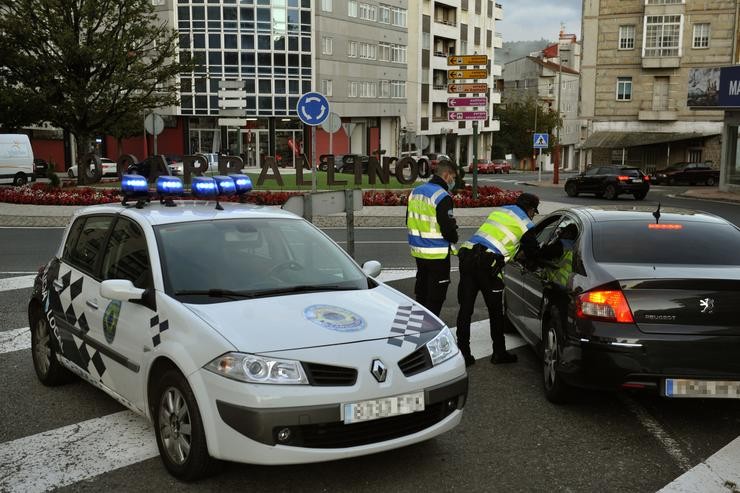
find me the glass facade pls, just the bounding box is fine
[177,0,313,117]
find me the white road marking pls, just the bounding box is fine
[659,436,740,493]
[0,327,30,354]
[0,411,156,493]
[0,271,37,275]
[619,395,693,472]
[376,269,417,283]
[0,275,35,293]
[468,319,526,358]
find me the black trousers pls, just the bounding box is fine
[414,256,451,317]
[455,246,506,355]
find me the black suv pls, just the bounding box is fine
[564,166,650,200]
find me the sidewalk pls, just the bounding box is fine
[676,188,740,204]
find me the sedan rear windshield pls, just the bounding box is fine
[593,220,740,265]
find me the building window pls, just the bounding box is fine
[391,44,407,63]
[461,40,468,54]
[646,0,682,4]
[348,0,357,17]
[321,0,332,12]
[391,6,407,27]
[616,77,633,101]
[422,33,431,50]
[644,15,682,57]
[693,23,710,49]
[391,80,406,98]
[348,40,358,58]
[323,36,333,55]
[348,81,377,98]
[379,4,390,23]
[321,79,333,97]
[358,3,377,21]
[151,0,165,5]
[619,25,635,50]
[380,80,390,98]
[359,42,376,60]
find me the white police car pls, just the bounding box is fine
[28,174,467,480]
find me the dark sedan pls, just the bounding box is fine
[503,206,740,403]
[565,166,650,200]
[652,162,720,186]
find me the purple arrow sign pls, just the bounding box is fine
[447,97,488,107]
[447,111,488,121]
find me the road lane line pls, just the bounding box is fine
[0,411,156,493]
[0,328,30,355]
[659,436,740,493]
[620,395,693,472]
[0,271,37,275]
[0,275,35,293]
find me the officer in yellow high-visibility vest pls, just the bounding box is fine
[406,160,459,316]
[455,193,541,366]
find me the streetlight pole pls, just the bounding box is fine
[554,34,564,185]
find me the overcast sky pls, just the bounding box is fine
[497,0,582,42]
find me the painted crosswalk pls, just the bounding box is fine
[0,274,35,293]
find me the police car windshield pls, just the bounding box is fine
[155,218,369,302]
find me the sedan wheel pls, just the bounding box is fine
[154,369,214,480]
[604,184,618,200]
[542,309,570,403]
[565,183,579,197]
[68,169,75,178]
[706,177,716,186]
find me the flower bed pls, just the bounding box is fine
[0,183,520,208]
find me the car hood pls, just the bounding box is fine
[183,284,446,353]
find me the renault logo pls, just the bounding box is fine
[699,298,715,314]
[371,359,387,383]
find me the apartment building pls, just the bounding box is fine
[502,33,581,170]
[406,0,503,167]
[579,0,738,173]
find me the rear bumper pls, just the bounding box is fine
[561,322,740,391]
[614,183,649,194]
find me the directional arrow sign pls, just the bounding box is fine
[448,97,488,107]
[448,69,488,80]
[447,55,489,66]
[448,111,488,121]
[296,92,330,126]
[447,83,489,94]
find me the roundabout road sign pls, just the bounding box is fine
[297,92,330,126]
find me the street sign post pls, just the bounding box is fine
[447,97,488,107]
[144,113,164,155]
[448,111,488,121]
[296,92,331,193]
[533,133,549,182]
[447,69,488,80]
[447,83,488,93]
[321,112,342,158]
[447,55,488,66]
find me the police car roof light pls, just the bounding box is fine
[229,174,253,195]
[213,176,236,196]
[191,177,219,198]
[121,175,149,196]
[156,176,184,195]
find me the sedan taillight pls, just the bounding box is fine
[576,290,634,323]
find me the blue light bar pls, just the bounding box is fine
[213,176,236,196]
[121,175,149,196]
[229,174,253,195]
[191,177,218,198]
[156,176,184,196]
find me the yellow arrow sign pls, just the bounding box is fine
[447,55,489,66]
[447,69,489,80]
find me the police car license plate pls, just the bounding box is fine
[343,392,425,424]
[665,379,740,398]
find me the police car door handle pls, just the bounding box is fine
[86,299,99,310]
[53,279,63,291]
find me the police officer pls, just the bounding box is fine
[455,192,540,366]
[406,160,458,316]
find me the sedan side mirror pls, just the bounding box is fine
[362,260,382,278]
[101,279,145,302]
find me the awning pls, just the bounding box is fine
[579,131,718,149]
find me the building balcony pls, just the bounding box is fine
[490,64,502,77]
[493,32,503,49]
[434,0,461,8]
[432,54,450,70]
[642,55,681,69]
[431,21,458,41]
[638,100,678,121]
[493,3,503,20]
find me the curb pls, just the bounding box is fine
[674,192,740,205]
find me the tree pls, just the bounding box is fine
[0,0,190,176]
[493,98,561,162]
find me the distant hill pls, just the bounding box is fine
[497,39,552,65]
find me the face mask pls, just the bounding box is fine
[447,177,456,189]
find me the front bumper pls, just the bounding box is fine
[561,321,740,392]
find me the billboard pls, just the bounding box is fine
[687,66,740,109]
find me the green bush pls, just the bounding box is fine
[46,167,61,188]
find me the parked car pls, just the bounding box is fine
[503,205,740,403]
[67,157,118,178]
[28,189,467,479]
[467,159,494,174]
[164,154,183,175]
[564,166,650,200]
[33,158,49,176]
[0,133,35,186]
[334,154,370,174]
[419,153,451,174]
[491,159,511,174]
[651,162,720,186]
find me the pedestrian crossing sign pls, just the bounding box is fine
[533,133,549,149]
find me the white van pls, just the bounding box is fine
[0,133,35,186]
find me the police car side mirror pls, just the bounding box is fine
[362,260,382,278]
[101,279,145,302]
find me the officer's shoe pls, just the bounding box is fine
[490,352,518,364]
[462,353,476,367]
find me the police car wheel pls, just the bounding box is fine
[31,310,72,386]
[154,369,215,481]
[542,307,571,404]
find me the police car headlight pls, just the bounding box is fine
[205,352,308,385]
[425,327,459,366]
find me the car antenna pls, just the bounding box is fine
[652,202,661,223]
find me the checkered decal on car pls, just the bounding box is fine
[150,315,169,347]
[387,305,444,349]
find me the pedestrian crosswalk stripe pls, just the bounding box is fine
[0,327,30,354]
[0,275,35,293]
